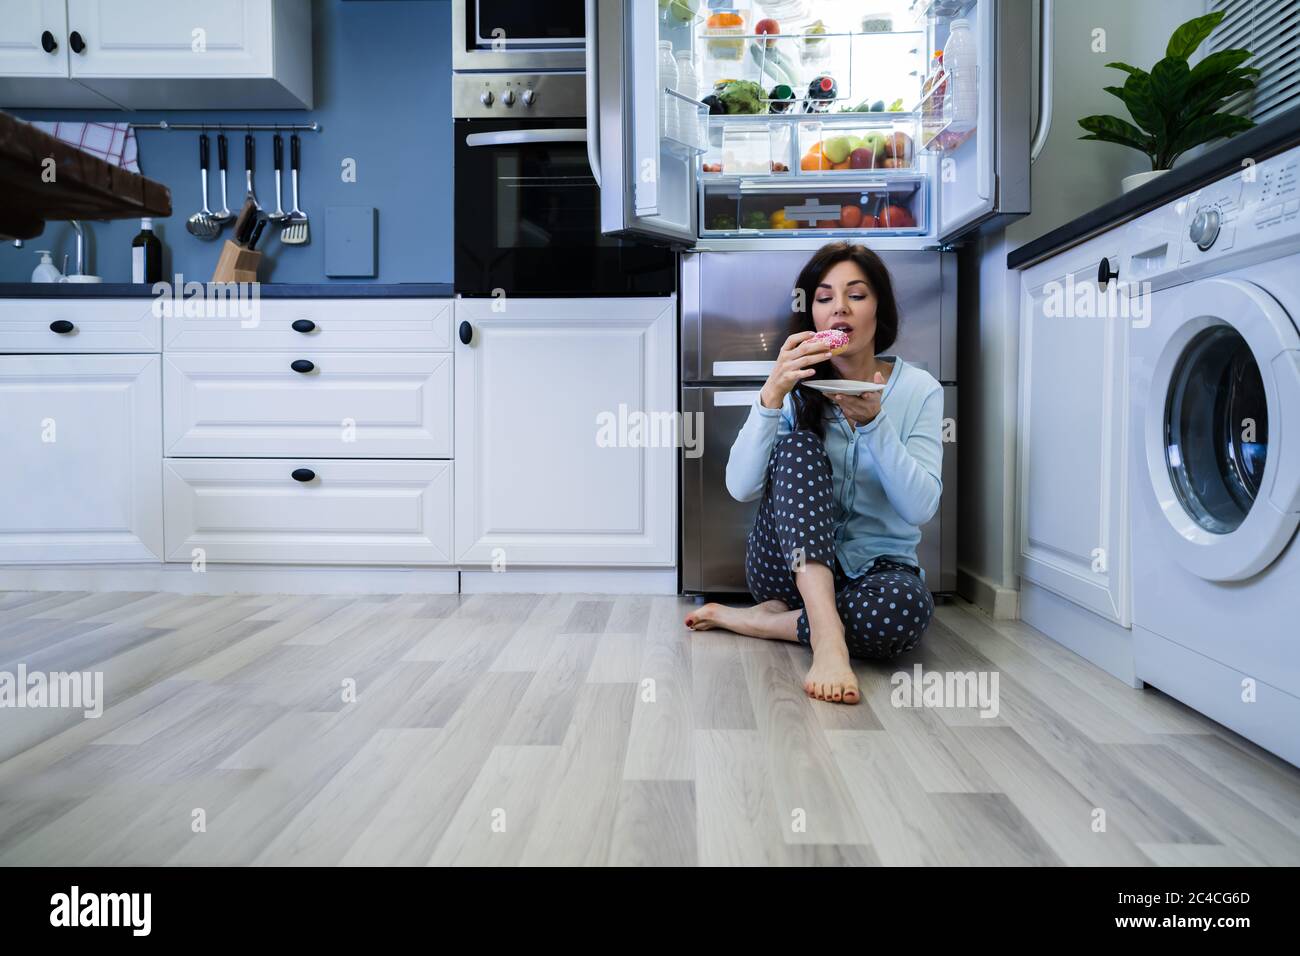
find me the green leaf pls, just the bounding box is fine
[1077,115,1154,154]
[1121,70,1163,138]
[1167,112,1254,158]
[1102,85,1128,102]
[1189,48,1253,84]
[1166,11,1225,60]
[1104,61,1145,77]
[1150,57,1191,105]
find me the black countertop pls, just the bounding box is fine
[1007,106,1300,270]
[0,282,454,298]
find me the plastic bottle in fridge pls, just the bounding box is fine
[659,41,680,143]
[945,19,977,130]
[674,50,700,151]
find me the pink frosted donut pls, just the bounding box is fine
[810,328,849,354]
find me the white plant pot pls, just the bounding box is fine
[1121,169,1170,194]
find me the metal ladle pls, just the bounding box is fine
[186,133,220,240]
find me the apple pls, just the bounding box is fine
[822,135,855,165]
[885,131,914,162]
[859,132,888,162]
[849,147,877,169]
[755,17,780,47]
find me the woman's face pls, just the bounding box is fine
[810,259,877,357]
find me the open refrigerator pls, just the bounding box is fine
[586,0,1034,594]
[588,0,1031,249]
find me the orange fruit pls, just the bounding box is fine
[800,152,827,171]
[831,159,851,169]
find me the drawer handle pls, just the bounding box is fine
[49,320,75,334]
[292,318,316,333]
[291,468,316,483]
[41,30,57,53]
[69,30,85,53]
[1097,256,1119,289]
[290,359,315,373]
[459,320,472,345]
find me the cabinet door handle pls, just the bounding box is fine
[290,468,316,483]
[1097,256,1119,289]
[291,318,316,333]
[49,320,74,334]
[69,30,85,53]
[290,359,315,373]
[41,30,57,53]
[458,320,472,345]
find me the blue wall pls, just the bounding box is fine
[0,0,451,284]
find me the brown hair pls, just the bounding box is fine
[788,242,901,440]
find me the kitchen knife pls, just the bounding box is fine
[232,198,257,247]
[248,217,267,251]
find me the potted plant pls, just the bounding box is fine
[1078,11,1260,193]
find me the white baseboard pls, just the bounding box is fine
[956,566,1019,620]
[0,563,460,596]
[459,568,678,594]
[1019,581,1140,688]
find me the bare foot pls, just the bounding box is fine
[685,599,789,632]
[803,640,860,704]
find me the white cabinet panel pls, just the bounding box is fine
[455,297,677,566]
[162,299,452,353]
[0,353,162,563]
[60,0,311,108]
[0,298,161,352]
[163,352,452,459]
[0,0,67,77]
[1016,231,1130,625]
[163,458,452,566]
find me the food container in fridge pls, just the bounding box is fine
[795,117,918,173]
[700,178,927,236]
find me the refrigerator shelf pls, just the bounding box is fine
[909,0,978,22]
[701,175,926,237]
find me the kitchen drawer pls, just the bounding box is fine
[162,298,452,352]
[163,458,453,565]
[163,352,452,458]
[0,299,162,352]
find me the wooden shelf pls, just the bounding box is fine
[0,112,171,240]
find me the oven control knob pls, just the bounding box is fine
[1189,207,1220,250]
[522,88,536,107]
[479,89,494,107]
[501,88,516,107]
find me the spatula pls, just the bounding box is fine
[280,133,310,245]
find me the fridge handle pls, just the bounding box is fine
[584,0,602,188]
[1030,0,1054,164]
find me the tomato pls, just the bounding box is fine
[859,214,879,228]
[880,204,916,227]
[840,205,863,228]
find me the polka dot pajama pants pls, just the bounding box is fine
[744,430,935,660]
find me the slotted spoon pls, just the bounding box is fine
[185,134,220,240]
[280,133,310,245]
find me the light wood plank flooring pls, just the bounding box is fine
[1,588,1298,866]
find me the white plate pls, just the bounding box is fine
[802,379,884,395]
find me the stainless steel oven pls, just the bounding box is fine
[451,0,586,72]
[453,73,675,297]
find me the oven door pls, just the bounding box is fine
[454,119,675,297]
[452,0,586,72]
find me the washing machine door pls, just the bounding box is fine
[1145,277,1300,581]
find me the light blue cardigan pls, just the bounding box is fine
[724,356,944,579]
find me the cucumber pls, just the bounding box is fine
[748,41,795,88]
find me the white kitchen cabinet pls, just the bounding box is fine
[1016,229,1131,625]
[0,353,163,564]
[454,297,677,567]
[0,0,312,109]
[162,351,453,459]
[163,458,452,566]
[0,297,161,352]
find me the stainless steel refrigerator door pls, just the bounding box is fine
[935,0,1032,242]
[682,250,955,384]
[591,0,698,246]
[682,384,956,595]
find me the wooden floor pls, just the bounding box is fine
[1,587,1298,866]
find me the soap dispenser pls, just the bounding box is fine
[32,250,63,283]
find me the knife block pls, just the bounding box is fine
[211,240,261,283]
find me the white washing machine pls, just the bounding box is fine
[1127,144,1300,767]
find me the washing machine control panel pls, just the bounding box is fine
[1179,148,1300,267]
